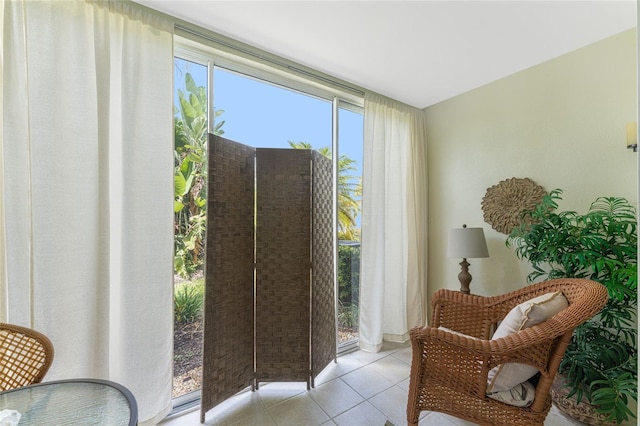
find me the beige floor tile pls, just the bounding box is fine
[213,391,266,426]
[308,378,365,418]
[349,349,392,365]
[159,408,208,425]
[341,363,395,399]
[266,393,330,425]
[333,401,390,426]
[228,410,276,426]
[430,412,477,426]
[419,412,462,425]
[368,384,410,426]
[320,353,366,377]
[313,362,340,386]
[255,381,307,408]
[414,405,588,425]
[391,346,413,365]
[369,353,411,384]
[397,377,411,392]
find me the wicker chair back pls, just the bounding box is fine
[0,323,54,391]
[407,278,608,426]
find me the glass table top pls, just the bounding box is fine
[0,379,136,426]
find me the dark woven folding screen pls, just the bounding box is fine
[201,136,336,420]
[310,151,336,385]
[255,148,312,383]
[200,136,256,422]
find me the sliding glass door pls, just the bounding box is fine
[173,57,208,402]
[172,52,363,403]
[336,104,363,349]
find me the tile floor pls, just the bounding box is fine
[160,342,586,426]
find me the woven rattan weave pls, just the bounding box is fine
[255,148,312,383]
[201,135,256,420]
[406,278,608,426]
[201,136,335,421]
[310,150,337,386]
[0,323,54,391]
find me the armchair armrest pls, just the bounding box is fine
[409,321,566,397]
[431,289,512,339]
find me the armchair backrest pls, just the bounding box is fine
[431,278,609,341]
[0,323,55,391]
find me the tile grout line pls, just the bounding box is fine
[177,345,413,426]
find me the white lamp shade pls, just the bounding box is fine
[448,227,489,258]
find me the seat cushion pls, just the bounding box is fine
[487,380,535,407]
[487,291,568,392]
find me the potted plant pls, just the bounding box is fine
[507,189,637,425]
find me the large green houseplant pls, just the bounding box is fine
[507,189,637,424]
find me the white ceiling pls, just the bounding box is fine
[135,1,637,109]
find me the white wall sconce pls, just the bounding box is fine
[626,122,637,152]
[448,224,489,294]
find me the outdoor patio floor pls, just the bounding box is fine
[160,341,588,426]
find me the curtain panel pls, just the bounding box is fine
[360,92,428,352]
[1,1,174,423]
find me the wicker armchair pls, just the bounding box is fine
[0,323,54,391]
[406,278,608,426]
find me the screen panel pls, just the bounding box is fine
[311,151,336,383]
[255,148,311,383]
[201,135,256,419]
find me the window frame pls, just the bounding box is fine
[172,38,363,408]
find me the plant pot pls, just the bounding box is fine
[551,374,617,426]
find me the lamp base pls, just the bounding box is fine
[458,258,472,294]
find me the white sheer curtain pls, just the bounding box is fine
[2,1,174,423]
[359,92,428,352]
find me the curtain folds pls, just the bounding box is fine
[1,1,174,423]
[359,92,428,352]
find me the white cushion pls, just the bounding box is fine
[487,380,535,407]
[437,326,536,407]
[486,291,568,392]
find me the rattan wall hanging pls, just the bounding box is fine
[481,177,546,235]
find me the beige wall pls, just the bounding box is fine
[424,29,637,311]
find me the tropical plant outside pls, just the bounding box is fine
[174,280,204,325]
[507,189,637,424]
[173,278,205,397]
[289,141,362,342]
[288,141,362,242]
[172,68,363,397]
[338,244,360,303]
[174,78,363,278]
[174,72,225,278]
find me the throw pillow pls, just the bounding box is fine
[487,380,535,407]
[486,291,568,392]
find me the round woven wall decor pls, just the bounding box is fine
[481,177,546,235]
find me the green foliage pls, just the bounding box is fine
[289,142,362,334]
[507,189,637,424]
[338,244,360,304]
[174,71,224,278]
[288,141,362,241]
[337,244,360,333]
[338,301,359,329]
[174,280,204,325]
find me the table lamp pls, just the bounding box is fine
[447,224,489,294]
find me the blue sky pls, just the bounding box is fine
[174,59,363,177]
